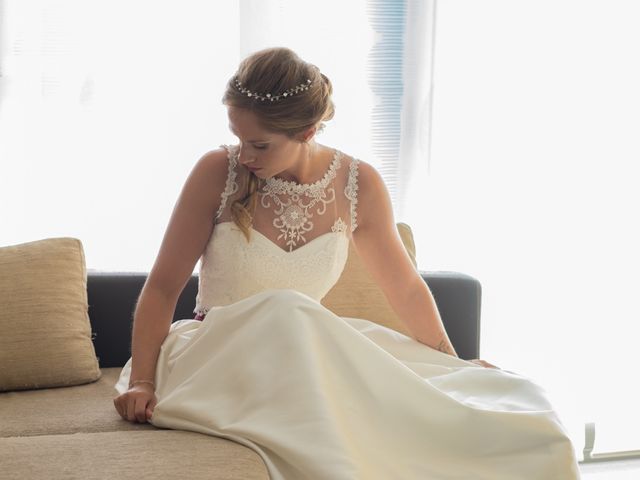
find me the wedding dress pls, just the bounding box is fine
[115,143,581,479]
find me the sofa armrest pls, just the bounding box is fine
[419,270,482,360]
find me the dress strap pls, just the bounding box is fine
[344,157,360,232]
[215,144,239,221]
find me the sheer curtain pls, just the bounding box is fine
[0,0,240,269]
[417,0,640,458]
[1,0,429,268]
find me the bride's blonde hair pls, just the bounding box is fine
[221,46,335,241]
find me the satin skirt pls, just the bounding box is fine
[115,288,581,480]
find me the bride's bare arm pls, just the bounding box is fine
[127,148,230,385]
[350,161,458,357]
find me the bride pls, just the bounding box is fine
[113,46,580,479]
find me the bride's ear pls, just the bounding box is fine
[297,125,317,143]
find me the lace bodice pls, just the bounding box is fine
[194,143,360,316]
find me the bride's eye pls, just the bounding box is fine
[254,145,268,150]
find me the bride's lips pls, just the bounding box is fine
[245,165,261,172]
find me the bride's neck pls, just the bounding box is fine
[272,141,332,185]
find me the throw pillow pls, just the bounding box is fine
[322,222,417,337]
[0,237,101,391]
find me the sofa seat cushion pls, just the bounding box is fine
[0,430,269,480]
[0,368,148,437]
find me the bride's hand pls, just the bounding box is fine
[113,384,157,423]
[469,359,501,369]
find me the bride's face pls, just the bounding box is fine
[226,105,303,179]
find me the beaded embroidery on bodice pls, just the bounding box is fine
[194,143,360,316]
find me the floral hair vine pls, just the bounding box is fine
[234,77,313,102]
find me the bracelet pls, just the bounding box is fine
[129,379,155,388]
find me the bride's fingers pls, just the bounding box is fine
[113,398,124,418]
[470,359,501,369]
[480,360,500,369]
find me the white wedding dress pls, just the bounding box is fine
[115,144,581,479]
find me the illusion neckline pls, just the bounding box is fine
[263,147,342,193]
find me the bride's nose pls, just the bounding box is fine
[238,149,255,165]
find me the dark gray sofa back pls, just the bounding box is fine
[87,271,481,367]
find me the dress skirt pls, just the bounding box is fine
[115,288,581,480]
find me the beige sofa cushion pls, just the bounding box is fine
[322,222,416,337]
[0,368,147,438]
[0,237,101,391]
[0,430,269,480]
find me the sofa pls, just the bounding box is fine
[0,233,481,479]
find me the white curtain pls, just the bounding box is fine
[0,0,240,269]
[397,0,436,222]
[421,0,640,458]
[1,0,430,267]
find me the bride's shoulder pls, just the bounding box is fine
[333,151,389,212]
[199,144,237,170]
[338,153,385,192]
[333,149,378,178]
[194,144,244,184]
